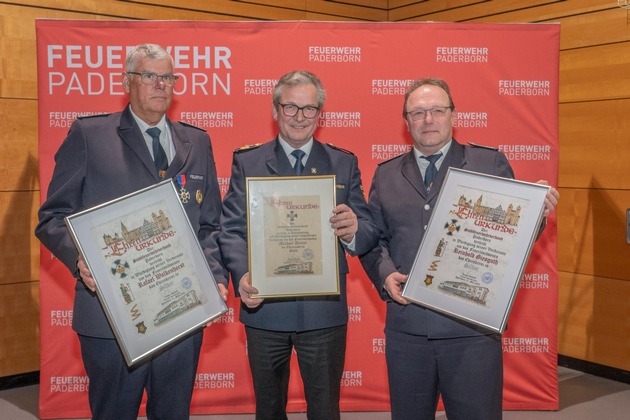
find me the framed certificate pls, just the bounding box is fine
[65,179,228,366]
[246,175,339,298]
[402,168,550,333]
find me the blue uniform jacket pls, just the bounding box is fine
[219,137,378,332]
[35,105,227,338]
[359,139,520,338]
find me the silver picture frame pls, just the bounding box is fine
[246,175,340,298]
[65,179,227,366]
[402,168,550,333]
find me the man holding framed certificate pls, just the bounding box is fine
[359,78,559,420]
[36,44,228,420]
[219,70,378,420]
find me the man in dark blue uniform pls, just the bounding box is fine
[219,70,378,420]
[360,78,559,420]
[36,43,227,419]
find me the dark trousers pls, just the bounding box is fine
[386,329,503,420]
[78,330,203,420]
[245,324,347,420]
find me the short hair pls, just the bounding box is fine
[272,70,327,108]
[125,44,173,72]
[403,77,455,117]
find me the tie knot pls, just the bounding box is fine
[291,149,306,176]
[421,152,442,164]
[421,152,442,189]
[146,127,161,140]
[291,149,306,160]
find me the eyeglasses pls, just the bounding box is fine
[127,71,180,87]
[278,103,320,119]
[405,106,451,121]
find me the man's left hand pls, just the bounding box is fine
[205,283,229,327]
[536,180,560,216]
[330,204,358,243]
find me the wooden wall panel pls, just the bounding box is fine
[122,0,306,20]
[323,0,388,8]
[121,0,387,20]
[560,43,630,103]
[0,191,41,285]
[0,282,40,376]
[0,5,39,99]
[462,0,614,25]
[389,0,561,22]
[0,99,39,191]
[0,3,126,100]
[468,6,630,50]
[389,0,425,8]
[388,0,488,21]
[305,0,387,20]
[402,2,626,51]
[559,99,630,190]
[554,8,630,49]
[304,12,362,21]
[558,271,630,371]
[557,188,630,281]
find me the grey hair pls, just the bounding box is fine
[125,43,173,72]
[272,70,326,108]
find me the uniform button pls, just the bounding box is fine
[424,225,428,230]
[424,204,430,211]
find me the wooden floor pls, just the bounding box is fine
[1,367,628,419]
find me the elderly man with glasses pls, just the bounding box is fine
[219,70,378,420]
[36,43,228,419]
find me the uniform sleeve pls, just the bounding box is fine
[197,134,229,286]
[218,152,250,295]
[345,154,379,257]
[494,150,515,179]
[359,166,399,301]
[35,120,88,277]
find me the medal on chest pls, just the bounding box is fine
[177,174,190,204]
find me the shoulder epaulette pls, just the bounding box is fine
[233,143,263,153]
[468,141,498,151]
[178,121,207,132]
[377,152,407,166]
[325,143,355,155]
[78,113,110,119]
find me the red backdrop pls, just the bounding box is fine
[36,20,560,418]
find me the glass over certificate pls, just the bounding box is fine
[402,168,550,333]
[246,175,339,298]
[65,179,227,366]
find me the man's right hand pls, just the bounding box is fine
[77,254,96,292]
[384,272,410,305]
[238,273,264,309]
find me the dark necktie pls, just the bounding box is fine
[421,152,442,189]
[291,149,306,176]
[146,127,168,176]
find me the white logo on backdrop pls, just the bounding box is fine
[499,80,551,96]
[497,144,551,161]
[436,46,489,63]
[503,337,550,353]
[309,46,361,62]
[195,372,236,389]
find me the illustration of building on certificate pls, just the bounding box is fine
[93,203,204,335]
[424,189,529,308]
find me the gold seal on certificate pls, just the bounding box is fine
[403,168,550,333]
[246,176,340,298]
[65,180,227,366]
